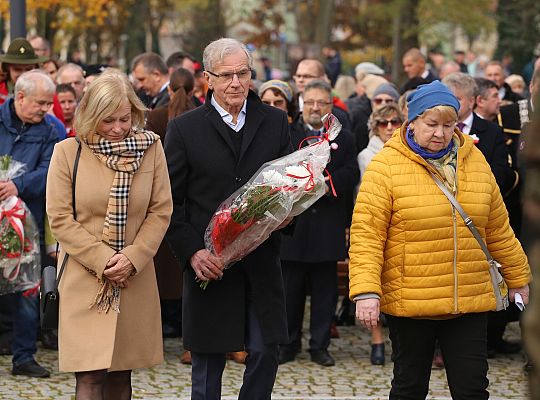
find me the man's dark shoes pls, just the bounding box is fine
[162,323,180,338]
[278,347,297,365]
[0,341,12,355]
[41,330,58,350]
[12,360,50,378]
[309,349,335,367]
[370,343,385,365]
[488,340,521,358]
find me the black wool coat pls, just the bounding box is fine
[470,112,522,237]
[164,90,292,352]
[470,113,517,196]
[280,116,360,263]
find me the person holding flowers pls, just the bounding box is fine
[46,70,172,399]
[0,69,58,378]
[165,38,292,400]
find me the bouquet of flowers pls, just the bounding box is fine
[0,155,40,294]
[202,114,341,288]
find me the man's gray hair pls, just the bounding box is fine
[131,52,168,75]
[57,63,85,81]
[203,38,253,72]
[442,72,477,98]
[304,79,332,98]
[15,69,56,96]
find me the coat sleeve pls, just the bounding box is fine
[121,142,173,274]
[46,143,116,278]
[164,118,206,269]
[278,111,293,157]
[348,153,393,300]
[484,173,531,288]
[12,129,58,200]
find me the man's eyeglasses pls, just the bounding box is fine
[376,119,402,128]
[373,98,395,105]
[304,100,332,107]
[293,74,320,80]
[206,69,252,82]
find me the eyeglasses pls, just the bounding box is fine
[304,100,332,107]
[206,69,252,82]
[262,99,286,107]
[376,119,402,128]
[293,74,320,80]
[373,98,395,105]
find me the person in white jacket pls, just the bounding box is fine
[356,102,403,365]
[358,103,404,180]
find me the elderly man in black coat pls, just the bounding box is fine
[164,38,291,400]
[443,72,524,358]
[279,80,360,367]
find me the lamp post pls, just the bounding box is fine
[10,0,27,40]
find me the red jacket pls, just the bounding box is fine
[0,81,9,105]
[332,95,348,112]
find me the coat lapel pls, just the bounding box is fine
[238,91,265,164]
[204,103,237,157]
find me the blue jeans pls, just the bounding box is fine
[12,290,39,366]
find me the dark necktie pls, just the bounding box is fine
[457,122,465,132]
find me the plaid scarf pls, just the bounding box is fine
[426,136,460,193]
[84,128,159,313]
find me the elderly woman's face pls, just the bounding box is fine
[205,50,251,111]
[410,111,455,153]
[96,100,132,142]
[375,112,401,143]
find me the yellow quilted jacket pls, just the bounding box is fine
[349,126,531,317]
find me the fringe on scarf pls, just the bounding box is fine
[89,279,121,313]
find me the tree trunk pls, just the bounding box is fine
[391,0,420,87]
[315,0,334,48]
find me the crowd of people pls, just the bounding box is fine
[0,33,538,399]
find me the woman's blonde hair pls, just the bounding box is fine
[74,68,146,138]
[418,105,457,124]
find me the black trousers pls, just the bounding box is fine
[191,299,278,400]
[281,261,337,351]
[386,313,489,400]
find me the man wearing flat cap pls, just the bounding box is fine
[0,37,48,105]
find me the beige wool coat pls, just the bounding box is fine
[46,137,172,372]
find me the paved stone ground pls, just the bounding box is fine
[0,319,529,399]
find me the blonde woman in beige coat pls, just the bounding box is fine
[46,70,172,399]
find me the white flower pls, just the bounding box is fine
[285,165,311,183]
[261,169,294,186]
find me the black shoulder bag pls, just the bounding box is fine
[40,139,81,330]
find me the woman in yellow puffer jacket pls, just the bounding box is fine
[349,80,531,399]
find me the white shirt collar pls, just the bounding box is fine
[460,112,474,134]
[498,86,506,100]
[211,94,247,132]
[421,69,430,79]
[305,122,323,133]
[159,81,170,94]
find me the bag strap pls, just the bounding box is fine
[428,171,494,264]
[55,138,82,287]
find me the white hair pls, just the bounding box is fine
[203,38,253,72]
[57,62,85,81]
[15,69,56,96]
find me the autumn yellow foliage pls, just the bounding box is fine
[0,0,129,29]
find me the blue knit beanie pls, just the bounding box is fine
[407,80,460,122]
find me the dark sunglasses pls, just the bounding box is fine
[373,98,395,105]
[376,119,402,128]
